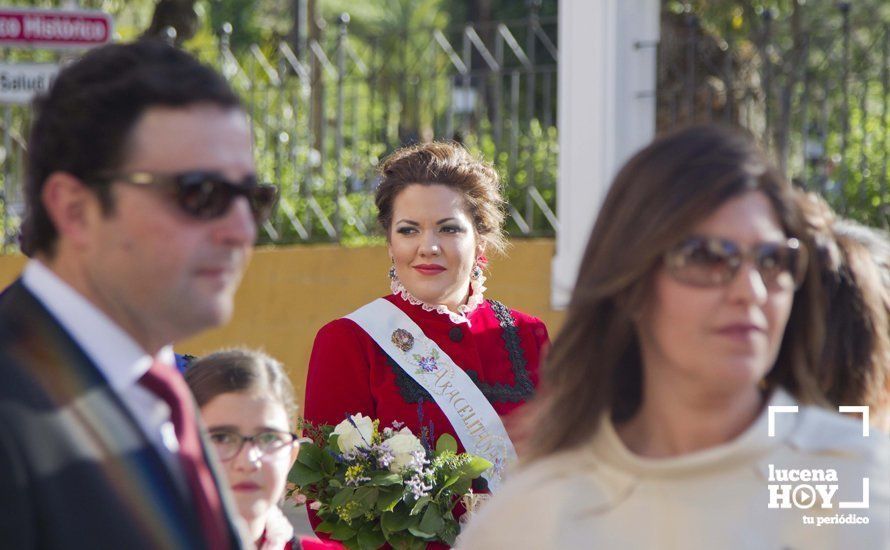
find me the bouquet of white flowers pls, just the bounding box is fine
[290,413,491,550]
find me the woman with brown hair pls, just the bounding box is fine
[459,126,890,549]
[303,142,549,537]
[800,193,890,431]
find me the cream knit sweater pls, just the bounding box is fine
[457,390,890,550]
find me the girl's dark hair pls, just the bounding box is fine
[527,125,826,461]
[185,349,297,422]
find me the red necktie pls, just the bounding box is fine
[140,361,231,549]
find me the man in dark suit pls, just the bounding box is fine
[0,41,278,548]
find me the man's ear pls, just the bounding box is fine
[40,172,100,248]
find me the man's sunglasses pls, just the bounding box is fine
[664,236,808,290]
[97,171,279,224]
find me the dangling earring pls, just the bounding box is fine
[388,261,397,281]
[471,255,486,280]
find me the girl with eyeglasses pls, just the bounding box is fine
[186,349,306,549]
[458,126,890,549]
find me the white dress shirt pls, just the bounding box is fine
[22,260,186,487]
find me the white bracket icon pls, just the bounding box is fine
[838,406,870,437]
[767,405,799,437]
[768,405,870,437]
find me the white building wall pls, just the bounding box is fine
[552,0,660,308]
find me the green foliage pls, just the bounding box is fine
[671,0,890,227]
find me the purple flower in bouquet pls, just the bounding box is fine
[373,444,395,469]
[407,449,429,471]
[406,474,434,500]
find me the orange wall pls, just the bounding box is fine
[0,239,564,408]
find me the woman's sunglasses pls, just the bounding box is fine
[97,171,279,224]
[664,236,808,290]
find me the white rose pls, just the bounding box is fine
[332,413,374,454]
[385,427,426,472]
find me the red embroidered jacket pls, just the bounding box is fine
[304,293,549,451]
[303,293,549,546]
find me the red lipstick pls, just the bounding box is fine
[412,264,446,275]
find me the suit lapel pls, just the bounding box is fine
[0,280,209,545]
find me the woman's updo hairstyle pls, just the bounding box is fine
[375,141,508,255]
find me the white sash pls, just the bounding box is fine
[346,298,517,492]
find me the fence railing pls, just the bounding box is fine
[0,8,559,250]
[211,11,559,244]
[2,3,887,253]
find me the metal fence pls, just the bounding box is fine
[658,3,890,227]
[213,10,559,244]
[0,7,558,250]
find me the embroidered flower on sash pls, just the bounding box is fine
[391,328,415,352]
[413,349,440,373]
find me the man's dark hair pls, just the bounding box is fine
[21,40,243,257]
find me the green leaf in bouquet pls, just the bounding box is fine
[418,504,445,536]
[327,433,341,452]
[387,531,427,550]
[356,527,386,550]
[434,433,458,455]
[319,447,337,475]
[435,472,462,497]
[331,487,356,508]
[289,461,324,486]
[368,471,402,486]
[376,487,403,512]
[351,486,379,517]
[407,525,435,539]
[381,505,413,533]
[439,521,460,546]
[330,522,357,542]
[315,521,335,534]
[409,495,431,515]
[296,443,326,470]
[460,456,493,479]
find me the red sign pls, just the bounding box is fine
[0,8,113,49]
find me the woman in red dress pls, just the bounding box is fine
[303,142,549,542]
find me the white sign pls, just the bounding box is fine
[0,63,59,104]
